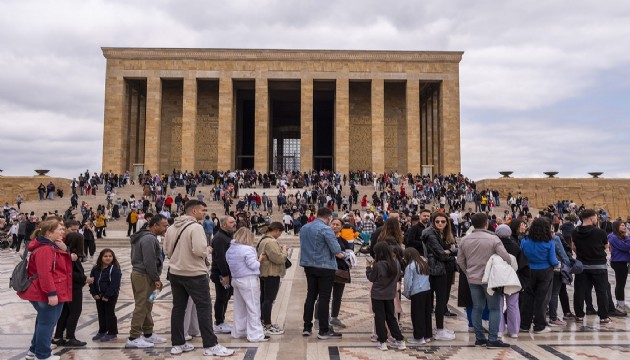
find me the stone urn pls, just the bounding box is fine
[588,172,603,178]
[499,171,513,178]
[543,171,558,178]
[34,169,50,176]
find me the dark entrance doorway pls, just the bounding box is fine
[234,80,255,169]
[313,81,335,170]
[269,81,301,172]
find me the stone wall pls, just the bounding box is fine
[160,80,183,173]
[476,178,630,219]
[0,177,71,205]
[196,80,219,170]
[349,82,372,171]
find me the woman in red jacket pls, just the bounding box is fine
[18,217,73,360]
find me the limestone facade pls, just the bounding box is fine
[101,48,463,175]
[477,178,630,219]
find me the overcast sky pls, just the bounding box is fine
[1,0,629,180]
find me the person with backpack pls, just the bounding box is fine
[17,217,73,360]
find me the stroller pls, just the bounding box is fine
[355,232,371,256]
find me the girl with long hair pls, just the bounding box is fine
[89,248,122,342]
[257,222,288,335]
[403,247,432,344]
[608,221,630,312]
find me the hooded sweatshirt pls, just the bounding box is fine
[130,228,163,281]
[571,225,608,266]
[163,215,209,277]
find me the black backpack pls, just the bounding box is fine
[9,246,46,292]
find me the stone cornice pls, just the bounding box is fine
[102,48,463,63]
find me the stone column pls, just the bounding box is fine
[300,78,313,172]
[426,93,434,166]
[102,73,125,174]
[127,86,139,170]
[440,79,461,174]
[255,77,269,172]
[137,94,146,166]
[181,77,197,172]
[335,78,350,174]
[144,77,162,174]
[432,90,440,173]
[406,80,420,174]
[218,76,234,170]
[371,79,385,175]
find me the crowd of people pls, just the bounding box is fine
[4,168,630,358]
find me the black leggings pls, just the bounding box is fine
[429,274,448,329]
[260,276,281,325]
[54,287,83,339]
[610,261,629,301]
[331,282,345,318]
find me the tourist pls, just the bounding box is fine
[548,224,571,326]
[423,212,457,340]
[126,208,138,237]
[126,214,168,349]
[18,217,72,360]
[572,209,614,323]
[89,248,122,342]
[257,222,288,335]
[457,213,512,348]
[53,222,89,347]
[210,216,236,334]
[163,200,234,356]
[495,224,524,338]
[608,221,630,312]
[367,241,406,351]
[402,247,432,345]
[82,219,96,260]
[329,218,352,329]
[226,227,267,342]
[519,217,558,333]
[300,207,344,339]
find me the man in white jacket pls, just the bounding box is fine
[457,213,512,348]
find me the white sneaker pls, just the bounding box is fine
[25,351,35,360]
[434,330,456,341]
[184,335,193,341]
[376,342,388,351]
[407,337,426,345]
[203,344,235,356]
[125,337,155,348]
[171,343,195,355]
[434,328,455,334]
[213,323,233,334]
[389,340,407,350]
[144,333,167,344]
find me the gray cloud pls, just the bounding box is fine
[0,0,629,179]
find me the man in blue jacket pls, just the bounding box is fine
[300,207,344,339]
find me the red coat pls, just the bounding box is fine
[18,238,73,303]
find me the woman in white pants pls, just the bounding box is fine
[226,228,268,342]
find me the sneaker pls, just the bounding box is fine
[265,326,285,335]
[389,340,406,350]
[549,319,566,326]
[474,339,488,347]
[620,304,630,312]
[184,335,193,341]
[434,330,456,341]
[533,327,551,334]
[100,335,118,342]
[376,342,388,351]
[617,306,629,314]
[249,336,270,343]
[144,333,167,344]
[609,309,627,317]
[50,344,57,350]
[317,329,343,340]
[51,338,66,346]
[370,334,378,342]
[329,317,347,328]
[508,333,519,338]
[25,351,35,360]
[575,316,584,321]
[92,332,106,341]
[171,343,195,355]
[407,338,426,345]
[564,312,577,320]
[302,329,312,337]
[600,317,613,324]
[213,323,233,334]
[436,328,455,334]
[65,338,87,347]
[126,337,155,348]
[203,344,234,357]
[444,310,457,317]
[487,340,511,348]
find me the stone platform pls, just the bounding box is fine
[1,241,630,360]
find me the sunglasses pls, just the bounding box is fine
[435,220,447,224]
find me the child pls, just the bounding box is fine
[402,247,432,345]
[366,241,406,351]
[89,248,122,342]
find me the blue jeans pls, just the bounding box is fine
[29,301,63,359]
[469,284,501,342]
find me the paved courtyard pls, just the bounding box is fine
[2,235,630,360]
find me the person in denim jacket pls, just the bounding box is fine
[299,207,344,339]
